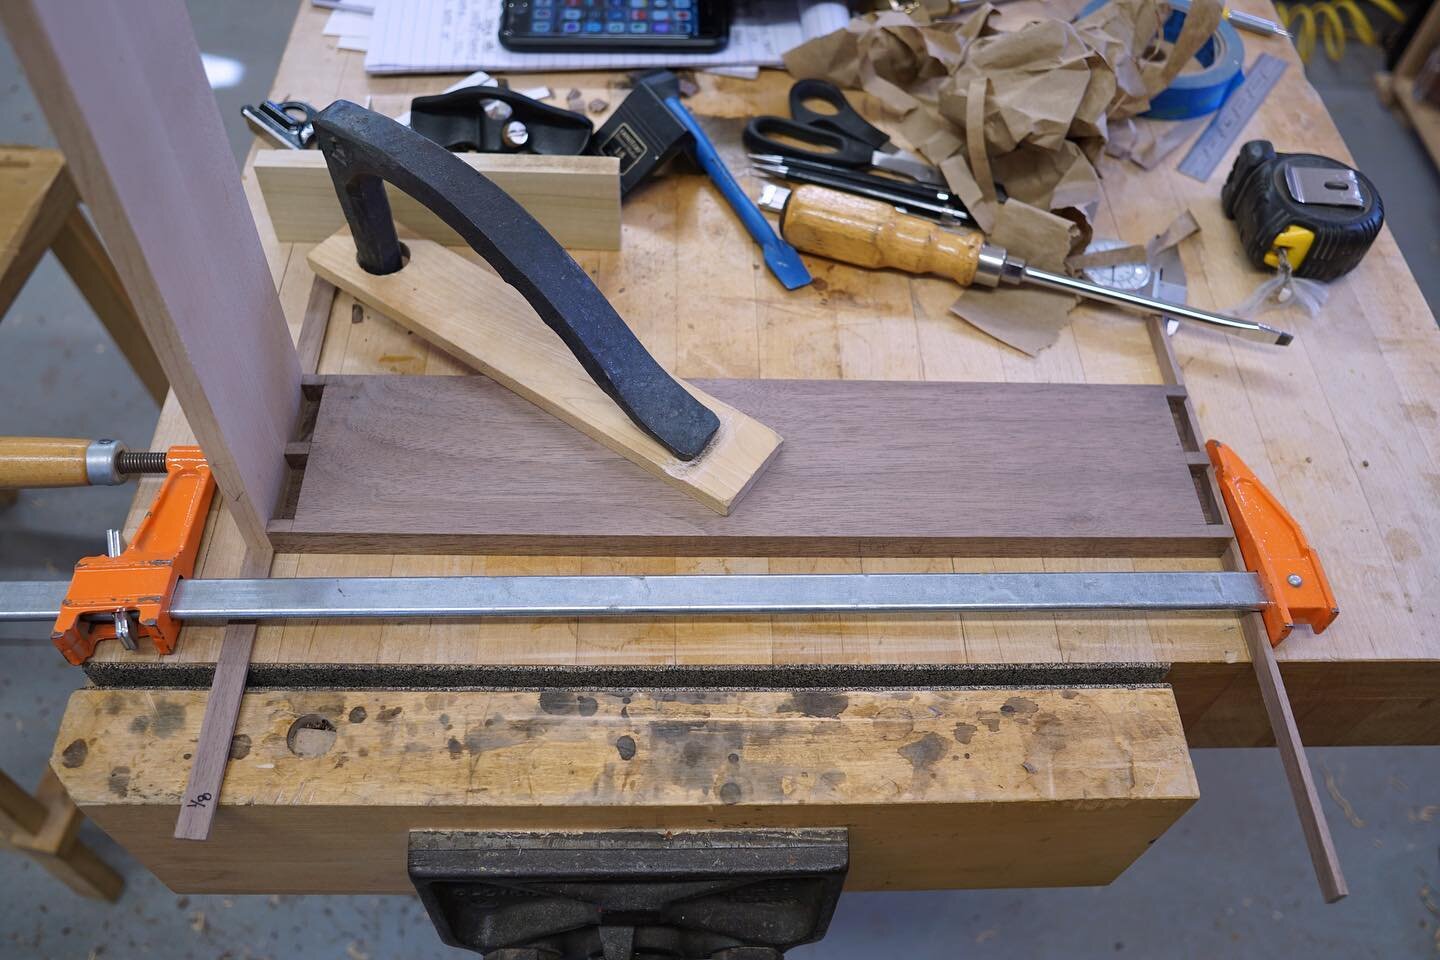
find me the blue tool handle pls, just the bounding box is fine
[666,96,774,243]
[663,95,811,289]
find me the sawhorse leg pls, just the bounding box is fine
[1,766,124,901]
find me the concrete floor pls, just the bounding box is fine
[2,4,1439,957]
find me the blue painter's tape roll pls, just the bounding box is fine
[1078,0,1245,120]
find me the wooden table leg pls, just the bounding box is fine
[49,203,168,405]
[1,766,124,901]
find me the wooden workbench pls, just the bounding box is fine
[50,0,1440,895]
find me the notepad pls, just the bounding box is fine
[363,0,849,74]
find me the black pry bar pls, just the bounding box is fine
[312,99,719,461]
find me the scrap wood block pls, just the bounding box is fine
[307,232,783,515]
[254,149,621,251]
[53,686,1198,893]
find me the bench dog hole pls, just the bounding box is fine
[286,714,338,758]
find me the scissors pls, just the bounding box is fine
[742,79,943,186]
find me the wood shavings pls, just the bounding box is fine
[587,98,609,114]
[1320,761,1366,828]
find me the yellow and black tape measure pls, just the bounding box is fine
[1221,140,1383,282]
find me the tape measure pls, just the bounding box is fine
[1221,140,1384,282]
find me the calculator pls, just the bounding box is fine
[499,0,730,52]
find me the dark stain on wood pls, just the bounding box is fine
[228,734,251,760]
[653,719,708,740]
[976,712,1002,733]
[718,781,742,804]
[615,735,637,760]
[129,715,149,734]
[107,766,130,798]
[537,690,599,716]
[898,732,947,774]
[151,699,186,738]
[447,737,463,758]
[777,690,849,718]
[1061,689,1079,699]
[1001,697,1039,722]
[680,740,707,767]
[348,706,368,723]
[60,739,88,768]
[377,706,404,722]
[953,722,977,744]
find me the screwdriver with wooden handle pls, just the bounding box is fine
[758,184,1294,345]
[0,437,168,489]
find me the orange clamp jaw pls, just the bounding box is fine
[50,447,215,665]
[1207,440,1338,647]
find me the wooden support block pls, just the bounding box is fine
[308,234,783,516]
[254,149,621,251]
[53,686,1197,894]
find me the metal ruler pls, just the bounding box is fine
[1178,53,1288,182]
[1,571,1270,624]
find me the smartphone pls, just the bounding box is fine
[499,0,730,52]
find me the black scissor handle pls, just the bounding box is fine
[788,79,889,151]
[742,116,875,169]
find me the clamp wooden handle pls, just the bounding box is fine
[777,184,986,285]
[0,437,94,488]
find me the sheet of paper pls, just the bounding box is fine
[324,9,373,37]
[364,0,849,74]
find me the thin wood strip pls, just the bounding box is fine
[1147,316,1345,901]
[1233,544,1348,902]
[172,546,272,841]
[294,278,338,378]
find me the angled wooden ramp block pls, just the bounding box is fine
[308,233,782,515]
[53,686,1198,893]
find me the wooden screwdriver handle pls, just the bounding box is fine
[778,184,986,285]
[0,437,93,488]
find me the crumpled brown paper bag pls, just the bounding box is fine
[782,0,1221,354]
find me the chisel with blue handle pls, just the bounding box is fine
[640,73,811,290]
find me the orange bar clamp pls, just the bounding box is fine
[1207,440,1339,646]
[51,447,215,665]
[44,441,1331,661]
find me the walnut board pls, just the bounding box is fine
[52,686,1198,894]
[90,0,1440,754]
[270,374,1229,557]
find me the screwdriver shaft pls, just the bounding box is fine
[1018,265,1293,345]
